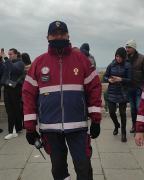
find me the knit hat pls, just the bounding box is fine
[126,39,137,49]
[48,21,68,35]
[115,47,127,59]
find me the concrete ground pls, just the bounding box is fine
[0,111,144,180]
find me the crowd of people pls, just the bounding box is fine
[0,20,144,180]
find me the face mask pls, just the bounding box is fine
[48,39,70,49]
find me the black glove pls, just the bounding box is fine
[90,122,100,139]
[26,131,40,145]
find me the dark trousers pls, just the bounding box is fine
[108,101,127,134]
[42,131,93,180]
[4,85,23,133]
[128,88,141,127]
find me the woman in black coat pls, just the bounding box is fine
[104,47,131,142]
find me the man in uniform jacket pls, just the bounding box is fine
[135,88,144,146]
[23,21,102,180]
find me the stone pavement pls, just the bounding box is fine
[0,111,144,180]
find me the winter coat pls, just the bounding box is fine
[23,46,102,133]
[104,59,131,103]
[0,59,25,86]
[0,61,5,81]
[127,51,144,89]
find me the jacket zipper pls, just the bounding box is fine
[59,58,64,131]
[82,97,86,117]
[39,101,42,116]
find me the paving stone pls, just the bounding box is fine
[0,137,33,155]
[100,152,140,169]
[20,163,53,180]
[97,131,130,153]
[104,169,144,180]
[91,140,99,158]
[0,154,27,169]
[0,169,22,180]
[0,109,144,180]
[93,175,105,180]
[28,148,51,163]
[131,148,144,171]
[91,158,103,174]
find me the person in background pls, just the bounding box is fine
[17,51,21,59]
[0,48,8,61]
[1,48,25,140]
[23,20,102,180]
[104,47,131,142]
[126,40,144,133]
[21,53,31,73]
[0,51,6,133]
[21,52,31,128]
[135,88,144,146]
[135,87,144,146]
[80,43,96,68]
[0,52,4,99]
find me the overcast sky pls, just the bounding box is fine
[0,0,144,67]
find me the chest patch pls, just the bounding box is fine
[73,68,79,76]
[41,67,49,74]
[41,75,50,82]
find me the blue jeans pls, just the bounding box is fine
[128,88,142,126]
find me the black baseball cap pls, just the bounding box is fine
[48,21,68,35]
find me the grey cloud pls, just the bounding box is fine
[0,0,144,67]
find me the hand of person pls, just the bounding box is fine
[111,76,122,82]
[135,132,144,146]
[26,130,40,145]
[108,78,115,83]
[90,122,100,139]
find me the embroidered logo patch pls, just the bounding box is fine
[73,68,79,75]
[56,21,61,27]
[41,67,49,74]
[41,75,50,82]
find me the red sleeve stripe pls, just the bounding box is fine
[25,75,38,87]
[24,114,37,121]
[40,84,84,94]
[84,70,98,85]
[137,115,144,122]
[88,106,101,113]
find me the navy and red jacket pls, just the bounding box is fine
[136,88,144,132]
[22,46,102,133]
